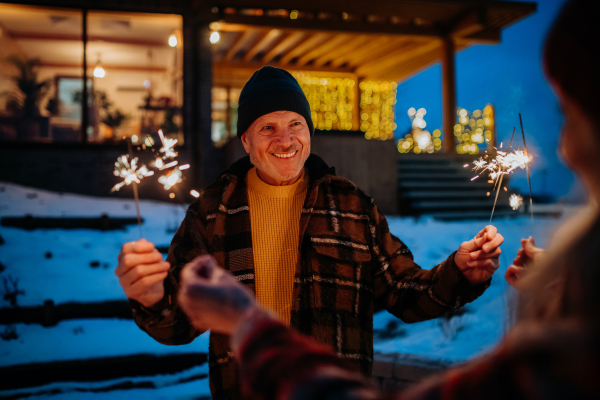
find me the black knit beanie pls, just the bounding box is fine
[237,66,314,138]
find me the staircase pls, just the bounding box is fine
[397,153,517,220]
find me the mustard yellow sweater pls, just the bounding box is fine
[246,167,308,324]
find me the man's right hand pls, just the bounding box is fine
[116,239,170,308]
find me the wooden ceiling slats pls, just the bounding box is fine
[294,33,351,67]
[345,36,406,69]
[327,35,395,69]
[278,32,331,65]
[355,39,441,77]
[209,1,535,83]
[261,31,305,63]
[243,28,283,62]
[312,34,370,68]
[224,29,257,61]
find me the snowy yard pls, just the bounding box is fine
[0,181,576,399]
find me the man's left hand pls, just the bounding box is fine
[454,225,504,285]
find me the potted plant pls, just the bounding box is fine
[0,54,52,141]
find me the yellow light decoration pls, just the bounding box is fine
[455,105,495,154]
[359,81,397,140]
[398,107,438,154]
[293,73,356,132]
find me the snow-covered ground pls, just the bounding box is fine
[0,181,578,398]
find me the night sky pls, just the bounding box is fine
[395,0,581,202]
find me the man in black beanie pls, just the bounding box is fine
[117,66,504,400]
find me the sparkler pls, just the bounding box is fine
[158,129,178,159]
[110,129,191,237]
[470,128,529,221]
[111,155,154,192]
[158,167,183,190]
[111,152,153,236]
[519,113,534,226]
[509,194,524,210]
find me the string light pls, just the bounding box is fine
[93,53,105,78]
[397,108,440,153]
[168,34,177,47]
[455,105,495,155]
[359,81,397,140]
[293,73,356,132]
[111,155,154,192]
[209,31,220,44]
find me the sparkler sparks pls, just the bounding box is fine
[111,155,154,192]
[471,149,530,187]
[158,129,178,159]
[509,194,524,210]
[158,167,183,190]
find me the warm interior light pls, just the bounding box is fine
[93,53,105,78]
[209,31,220,44]
[168,34,177,47]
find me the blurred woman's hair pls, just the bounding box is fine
[543,0,600,126]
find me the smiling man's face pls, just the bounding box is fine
[241,110,311,186]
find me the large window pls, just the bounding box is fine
[0,4,183,145]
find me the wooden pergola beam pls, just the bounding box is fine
[213,60,354,76]
[208,0,536,22]
[215,14,443,38]
[243,28,283,62]
[450,9,486,38]
[442,37,456,153]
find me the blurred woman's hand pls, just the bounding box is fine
[178,255,257,335]
[505,237,545,289]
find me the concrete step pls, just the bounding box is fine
[428,209,519,221]
[0,353,207,391]
[410,199,509,210]
[398,172,476,181]
[401,190,496,199]
[398,181,493,189]
[398,164,473,172]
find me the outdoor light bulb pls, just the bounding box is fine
[94,54,105,78]
[168,34,178,47]
[209,31,220,44]
[416,131,431,148]
[93,66,105,78]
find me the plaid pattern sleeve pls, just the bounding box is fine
[369,204,489,323]
[234,311,378,400]
[129,202,209,345]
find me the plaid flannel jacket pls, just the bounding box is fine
[130,154,489,400]
[235,311,600,400]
